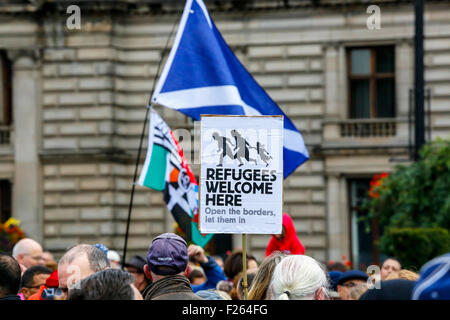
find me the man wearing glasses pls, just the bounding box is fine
[12,238,45,272]
[19,265,52,299]
[337,270,369,300]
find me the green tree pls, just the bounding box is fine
[363,139,450,268]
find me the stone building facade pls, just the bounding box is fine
[0,0,449,267]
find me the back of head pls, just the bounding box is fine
[248,251,288,300]
[188,268,205,284]
[216,280,233,293]
[359,279,415,300]
[107,250,120,261]
[237,269,258,300]
[385,269,420,281]
[20,265,52,289]
[412,253,450,300]
[68,269,135,300]
[12,238,44,268]
[0,253,21,297]
[270,255,328,300]
[328,271,343,292]
[146,233,188,277]
[223,250,257,281]
[59,244,110,272]
[327,262,347,272]
[12,238,42,258]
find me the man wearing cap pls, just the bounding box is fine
[327,271,343,299]
[336,270,369,300]
[142,233,203,300]
[124,255,152,293]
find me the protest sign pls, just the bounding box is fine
[199,116,283,234]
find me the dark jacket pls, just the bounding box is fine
[142,274,204,300]
[0,295,21,300]
[191,256,227,293]
[359,280,416,300]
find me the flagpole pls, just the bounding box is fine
[242,234,248,300]
[121,13,182,270]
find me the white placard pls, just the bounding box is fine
[199,115,283,234]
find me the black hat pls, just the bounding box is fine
[124,255,147,272]
[338,270,369,285]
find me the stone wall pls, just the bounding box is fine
[0,1,449,262]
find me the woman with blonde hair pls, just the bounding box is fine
[269,255,329,300]
[248,251,288,300]
[385,269,420,281]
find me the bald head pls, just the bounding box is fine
[58,244,110,299]
[12,238,44,269]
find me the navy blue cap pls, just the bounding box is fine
[146,233,188,276]
[412,253,450,300]
[328,271,343,291]
[338,270,369,285]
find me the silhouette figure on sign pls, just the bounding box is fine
[212,132,234,166]
[230,129,257,166]
[253,142,272,167]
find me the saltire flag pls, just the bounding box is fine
[151,0,309,178]
[138,108,213,247]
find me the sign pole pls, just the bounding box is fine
[242,233,248,300]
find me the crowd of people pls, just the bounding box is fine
[0,213,448,301]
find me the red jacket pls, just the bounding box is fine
[265,213,305,256]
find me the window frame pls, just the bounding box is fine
[347,178,381,270]
[346,46,396,119]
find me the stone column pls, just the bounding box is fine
[395,41,414,142]
[10,50,43,243]
[396,41,414,117]
[324,44,340,118]
[324,43,346,119]
[326,174,349,262]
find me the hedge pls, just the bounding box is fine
[380,227,450,270]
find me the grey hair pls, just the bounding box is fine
[248,251,288,300]
[269,255,329,300]
[59,244,110,273]
[68,269,135,300]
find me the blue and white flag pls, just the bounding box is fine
[152,0,309,178]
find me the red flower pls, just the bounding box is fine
[368,172,390,198]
